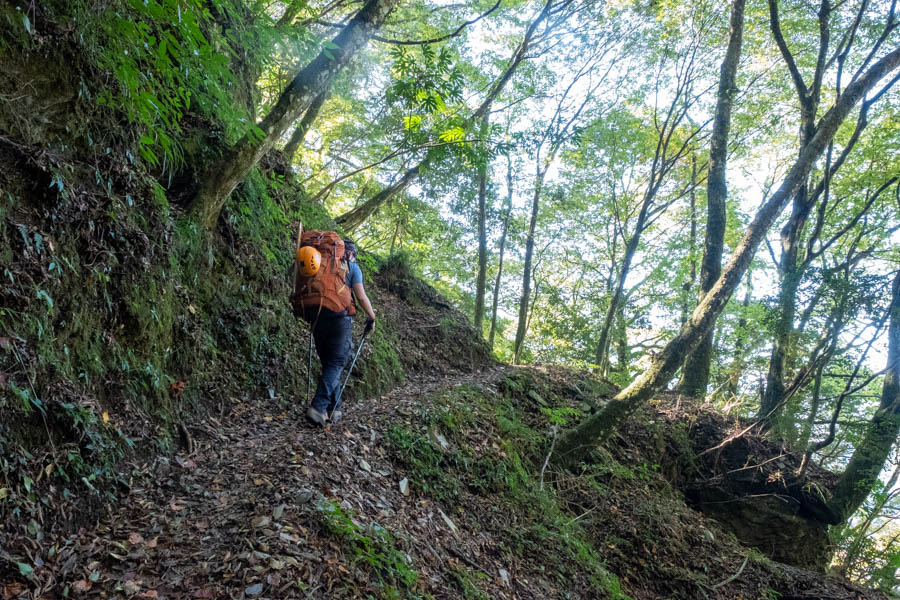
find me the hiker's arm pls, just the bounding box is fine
[353,282,376,324]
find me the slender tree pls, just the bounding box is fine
[189,0,400,229]
[473,114,490,332]
[759,0,900,424]
[489,152,514,347]
[554,45,900,467]
[678,0,746,397]
[827,269,900,524]
[333,0,568,231]
[593,45,709,371]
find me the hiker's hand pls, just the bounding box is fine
[364,318,375,335]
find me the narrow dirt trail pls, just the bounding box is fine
[27,367,515,600]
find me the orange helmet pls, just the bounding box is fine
[297,246,321,276]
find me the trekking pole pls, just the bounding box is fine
[306,329,313,403]
[331,333,368,416]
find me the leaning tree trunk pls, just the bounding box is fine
[678,0,745,397]
[594,194,652,370]
[284,89,328,163]
[335,164,420,232]
[553,45,900,468]
[473,115,491,333]
[826,269,900,524]
[188,0,399,229]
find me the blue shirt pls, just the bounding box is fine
[346,260,362,288]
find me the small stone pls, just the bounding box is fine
[294,488,315,504]
[428,429,450,452]
[399,478,409,496]
[245,583,263,596]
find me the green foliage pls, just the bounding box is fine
[316,499,419,593]
[37,0,253,171]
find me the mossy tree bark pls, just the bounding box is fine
[826,270,900,524]
[189,0,399,229]
[554,45,900,468]
[678,0,745,397]
[284,90,328,163]
[335,164,420,232]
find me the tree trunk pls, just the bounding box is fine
[797,362,825,451]
[189,0,399,229]
[594,195,652,370]
[553,45,900,467]
[681,156,698,326]
[473,115,490,333]
[759,189,813,423]
[489,154,514,348]
[826,269,900,524]
[614,301,628,375]
[726,276,752,397]
[513,169,545,364]
[284,89,328,163]
[678,0,745,397]
[335,164,420,232]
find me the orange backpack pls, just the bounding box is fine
[291,230,356,321]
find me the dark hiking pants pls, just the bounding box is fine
[310,314,352,414]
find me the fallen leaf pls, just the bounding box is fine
[139,592,158,599]
[146,537,158,549]
[194,519,209,531]
[128,532,144,546]
[193,589,214,599]
[0,337,12,350]
[3,583,26,598]
[71,580,93,593]
[272,504,285,520]
[251,516,271,528]
[123,580,141,595]
[175,456,196,469]
[438,508,458,535]
[169,498,186,511]
[102,411,110,423]
[399,478,409,496]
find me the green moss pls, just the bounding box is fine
[316,499,419,596]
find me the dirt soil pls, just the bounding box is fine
[1,365,890,600]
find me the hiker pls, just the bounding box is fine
[292,232,375,427]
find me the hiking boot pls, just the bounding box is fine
[329,410,343,424]
[306,407,327,428]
